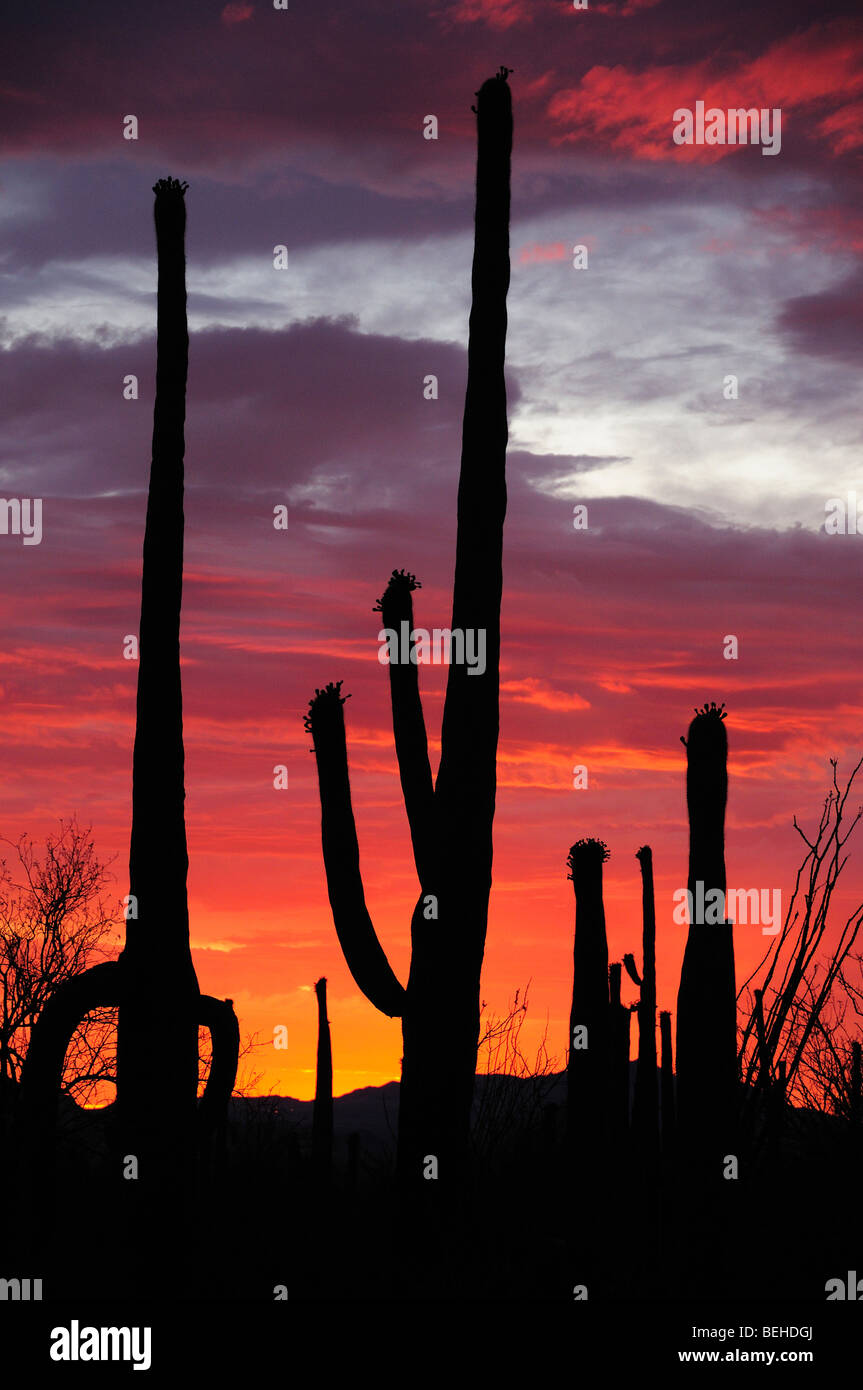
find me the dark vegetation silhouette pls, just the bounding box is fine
[626,845,658,1153]
[565,837,611,1287]
[659,1008,675,1152]
[4,76,862,1309]
[15,178,239,1293]
[566,838,611,1158]
[0,820,119,1105]
[304,66,513,1209]
[558,708,863,1300]
[116,174,201,1216]
[675,701,737,1170]
[471,985,556,1172]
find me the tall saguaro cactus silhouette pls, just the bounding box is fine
[20,180,238,1212]
[675,701,737,1160]
[305,68,512,1192]
[117,176,200,1192]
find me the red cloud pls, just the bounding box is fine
[518,241,568,263]
[221,3,254,24]
[548,20,863,161]
[501,678,590,712]
[595,0,661,13]
[446,0,533,28]
[753,203,863,254]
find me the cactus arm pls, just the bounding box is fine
[374,571,435,889]
[196,995,240,1133]
[305,683,406,1018]
[632,845,659,1144]
[19,961,121,1128]
[622,953,642,987]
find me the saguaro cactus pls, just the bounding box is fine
[659,1009,675,1150]
[624,845,659,1149]
[608,961,632,1141]
[565,837,612,1288]
[20,180,238,1204]
[117,176,200,1191]
[566,838,611,1145]
[675,701,737,1160]
[312,977,333,1186]
[305,68,512,1193]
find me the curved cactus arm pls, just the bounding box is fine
[196,995,240,1134]
[632,845,659,1145]
[305,683,406,1018]
[19,961,121,1125]
[622,952,642,987]
[374,570,435,889]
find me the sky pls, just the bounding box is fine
[2,0,863,1099]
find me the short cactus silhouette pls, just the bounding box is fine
[624,845,659,1150]
[675,701,737,1159]
[566,838,611,1145]
[313,977,333,1187]
[659,1009,675,1150]
[565,837,613,1287]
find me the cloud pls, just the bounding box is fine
[444,0,533,28]
[548,20,863,161]
[0,318,499,503]
[4,0,863,1100]
[595,0,662,13]
[775,271,863,363]
[221,2,254,23]
[501,678,591,712]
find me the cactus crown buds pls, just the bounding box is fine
[566,837,610,879]
[304,681,351,735]
[372,568,422,614]
[153,176,189,197]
